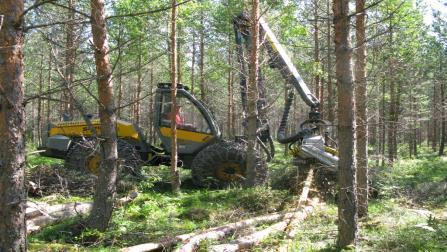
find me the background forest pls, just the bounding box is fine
[24,0,447,160]
[0,0,446,251]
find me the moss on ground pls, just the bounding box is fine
[28,146,447,251]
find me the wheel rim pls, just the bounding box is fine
[86,154,100,175]
[215,163,244,182]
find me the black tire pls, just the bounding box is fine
[117,140,143,176]
[65,139,99,173]
[191,141,268,188]
[65,139,142,176]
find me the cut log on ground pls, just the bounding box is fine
[121,234,195,252]
[211,169,316,252]
[210,205,314,252]
[27,202,92,234]
[285,168,314,237]
[124,169,319,252]
[122,210,303,252]
[26,192,138,234]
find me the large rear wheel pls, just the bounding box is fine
[65,139,142,175]
[191,141,267,187]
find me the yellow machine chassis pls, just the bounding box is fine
[49,119,141,141]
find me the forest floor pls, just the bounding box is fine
[26,145,447,251]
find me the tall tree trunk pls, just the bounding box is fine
[314,0,323,115]
[134,41,142,124]
[37,52,44,146]
[177,27,182,84]
[333,0,358,247]
[47,46,53,124]
[246,0,260,187]
[88,0,118,231]
[199,12,206,103]
[380,77,386,166]
[432,82,438,151]
[64,0,76,119]
[116,24,123,118]
[227,33,235,138]
[149,63,154,144]
[354,0,368,219]
[0,5,27,250]
[326,0,335,123]
[439,81,445,155]
[170,0,181,193]
[191,33,196,95]
[387,15,397,164]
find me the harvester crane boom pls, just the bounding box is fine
[259,17,320,109]
[233,13,338,168]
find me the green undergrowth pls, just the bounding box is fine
[29,185,293,250]
[254,152,447,251]
[377,154,447,207]
[28,146,447,251]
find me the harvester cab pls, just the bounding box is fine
[153,83,221,165]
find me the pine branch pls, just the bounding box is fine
[106,0,194,20]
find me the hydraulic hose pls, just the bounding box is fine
[277,91,304,144]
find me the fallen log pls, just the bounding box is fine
[121,234,195,252]
[122,211,302,252]
[27,202,92,234]
[285,168,314,237]
[210,205,314,252]
[211,169,316,252]
[26,192,138,234]
[26,201,50,219]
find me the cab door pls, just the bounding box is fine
[155,84,220,155]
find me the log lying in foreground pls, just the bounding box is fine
[27,202,92,234]
[26,192,138,234]
[210,205,314,252]
[122,211,300,252]
[123,169,318,252]
[211,169,316,252]
[285,168,314,237]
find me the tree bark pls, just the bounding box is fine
[314,0,323,114]
[0,1,27,250]
[333,0,358,247]
[63,0,76,119]
[380,77,386,166]
[47,46,52,124]
[190,33,196,95]
[116,24,123,118]
[199,11,206,103]
[227,34,235,139]
[439,81,445,155]
[354,0,368,219]
[326,0,335,123]
[88,0,119,231]
[170,0,181,193]
[432,82,438,151]
[134,41,142,124]
[37,52,44,146]
[246,0,260,187]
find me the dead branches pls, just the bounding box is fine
[210,206,314,252]
[26,201,92,234]
[26,193,138,234]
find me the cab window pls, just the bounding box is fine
[160,93,211,134]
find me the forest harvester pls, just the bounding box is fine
[39,13,338,187]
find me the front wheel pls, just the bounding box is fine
[191,141,268,188]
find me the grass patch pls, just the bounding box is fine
[377,154,447,207]
[28,145,447,251]
[29,186,292,249]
